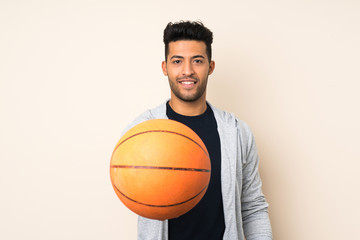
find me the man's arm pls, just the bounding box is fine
[240,126,272,240]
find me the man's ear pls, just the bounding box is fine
[208,60,215,75]
[161,61,168,76]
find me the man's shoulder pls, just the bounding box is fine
[133,101,167,120]
[208,103,251,133]
[120,101,167,135]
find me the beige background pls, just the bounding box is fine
[1,0,359,239]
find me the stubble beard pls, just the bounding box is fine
[168,76,208,102]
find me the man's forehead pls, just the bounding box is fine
[168,40,207,56]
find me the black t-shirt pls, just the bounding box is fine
[167,101,225,240]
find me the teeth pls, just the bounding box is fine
[182,81,193,85]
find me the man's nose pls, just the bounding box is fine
[182,61,194,76]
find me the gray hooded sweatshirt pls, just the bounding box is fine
[122,101,272,240]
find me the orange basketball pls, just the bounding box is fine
[110,119,211,220]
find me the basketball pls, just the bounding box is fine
[110,119,211,220]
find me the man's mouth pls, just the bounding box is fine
[181,81,195,85]
[179,80,196,89]
[178,78,198,89]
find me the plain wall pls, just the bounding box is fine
[1,1,359,239]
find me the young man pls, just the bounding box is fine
[124,21,272,240]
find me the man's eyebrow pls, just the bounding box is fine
[170,55,184,60]
[192,55,205,59]
[169,55,206,60]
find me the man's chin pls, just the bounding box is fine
[175,94,203,103]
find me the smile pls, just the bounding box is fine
[182,81,195,85]
[178,80,197,89]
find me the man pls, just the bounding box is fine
[123,21,272,240]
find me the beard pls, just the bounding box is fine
[168,76,208,102]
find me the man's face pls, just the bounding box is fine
[162,40,215,103]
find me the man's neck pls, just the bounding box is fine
[168,97,207,116]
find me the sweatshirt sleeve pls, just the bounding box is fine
[238,122,273,240]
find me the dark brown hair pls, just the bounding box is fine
[163,20,213,62]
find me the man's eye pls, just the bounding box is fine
[194,59,203,64]
[173,60,181,64]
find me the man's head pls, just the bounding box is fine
[163,21,213,62]
[161,21,215,110]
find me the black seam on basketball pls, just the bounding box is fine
[112,182,208,208]
[111,165,210,172]
[114,130,209,158]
